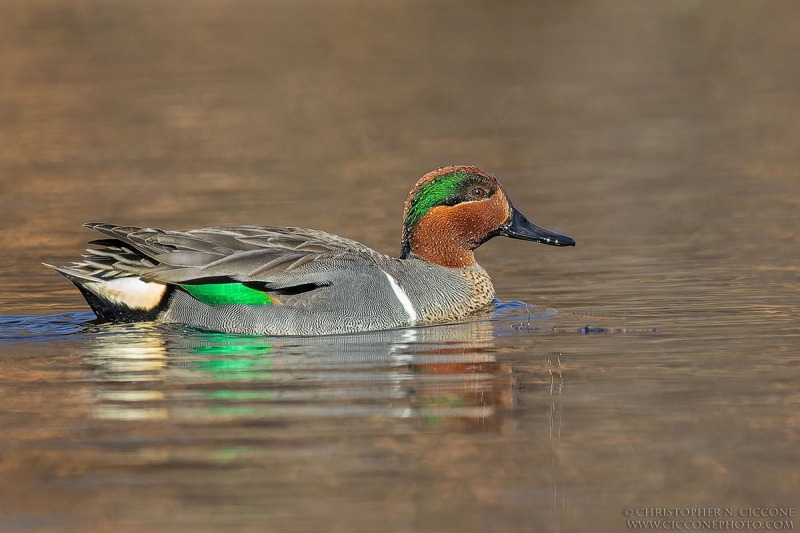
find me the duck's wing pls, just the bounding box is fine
[82,222,381,288]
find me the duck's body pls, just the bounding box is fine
[48,166,574,335]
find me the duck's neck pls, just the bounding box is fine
[407,242,476,268]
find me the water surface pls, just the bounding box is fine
[1,1,798,532]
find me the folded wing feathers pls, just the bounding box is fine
[78,223,373,284]
[152,251,225,268]
[151,233,229,254]
[85,245,157,268]
[244,251,314,277]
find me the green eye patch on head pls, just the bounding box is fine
[403,169,496,231]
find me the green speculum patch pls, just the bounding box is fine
[181,283,274,306]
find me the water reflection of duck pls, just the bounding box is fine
[48,166,574,335]
[85,314,552,430]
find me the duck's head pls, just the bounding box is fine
[400,165,575,267]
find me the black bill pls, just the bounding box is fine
[499,205,576,247]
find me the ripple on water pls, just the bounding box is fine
[0,300,659,352]
[0,312,95,345]
[0,300,557,344]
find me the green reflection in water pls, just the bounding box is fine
[183,335,277,407]
[186,333,273,379]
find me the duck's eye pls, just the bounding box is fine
[470,187,488,199]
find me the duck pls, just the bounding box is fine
[47,165,575,335]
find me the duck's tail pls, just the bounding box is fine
[44,240,173,322]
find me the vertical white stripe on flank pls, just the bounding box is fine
[381,270,418,324]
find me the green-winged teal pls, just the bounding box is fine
[47,166,575,335]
